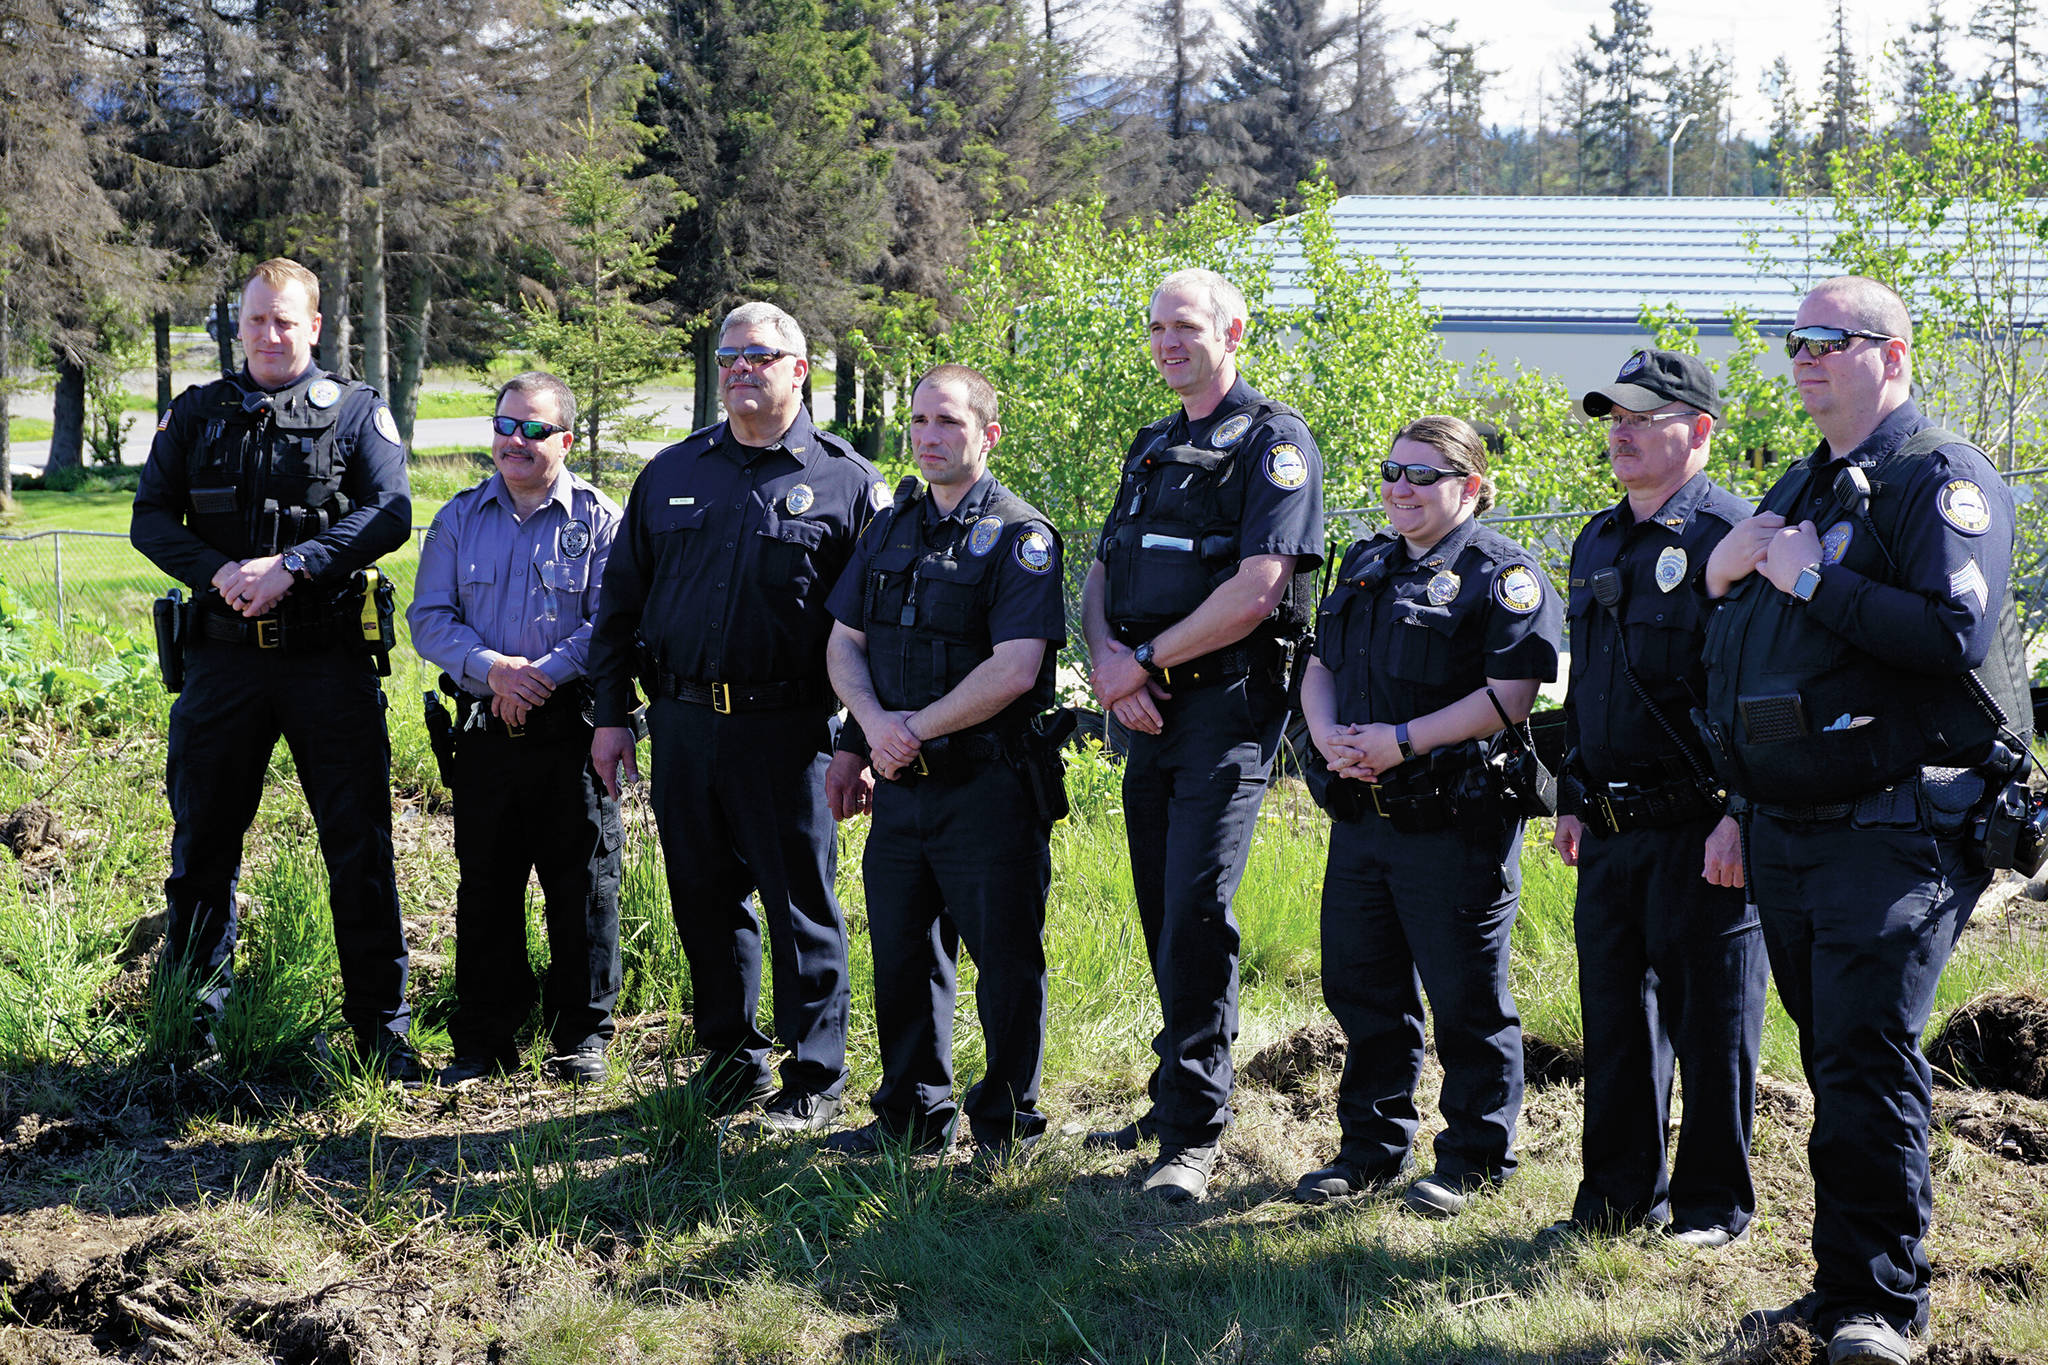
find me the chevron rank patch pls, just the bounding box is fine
[1950,559,1988,611]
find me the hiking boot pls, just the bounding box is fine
[547,1046,608,1086]
[1401,1172,1480,1219]
[1143,1144,1219,1204]
[752,1088,844,1134]
[1827,1314,1911,1365]
[1290,1157,1411,1205]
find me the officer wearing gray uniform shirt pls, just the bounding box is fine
[409,371,624,1086]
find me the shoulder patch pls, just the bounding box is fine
[871,480,890,511]
[1937,479,1991,535]
[373,404,401,445]
[1014,527,1054,575]
[968,515,1003,557]
[1494,564,1544,614]
[1265,442,1309,491]
[1211,412,1253,448]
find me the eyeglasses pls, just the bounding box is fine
[715,345,793,369]
[492,415,569,441]
[1604,409,1702,431]
[1784,326,1895,360]
[1380,459,1459,487]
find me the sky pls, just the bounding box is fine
[1363,0,1959,139]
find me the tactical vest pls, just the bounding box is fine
[184,371,365,559]
[862,477,1061,725]
[1103,396,1317,639]
[1702,428,2031,804]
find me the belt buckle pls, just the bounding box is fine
[507,718,526,738]
[712,682,733,715]
[256,618,282,649]
[1160,665,1173,688]
[1599,793,1620,833]
[914,752,930,776]
[1369,782,1387,818]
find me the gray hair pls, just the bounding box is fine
[720,301,807,356]
[1151,269,1249,338]
[497,371,576,434]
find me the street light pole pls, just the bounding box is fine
[1667,112,1700,196]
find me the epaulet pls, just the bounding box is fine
[1699,491,1750,527]
[814,427,863,459]
[983,482,1053,531]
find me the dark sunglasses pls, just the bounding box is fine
[492,415,569,440]
[715,344,793,368]
[1784,326,1894,360]
[1380,459,1460,487]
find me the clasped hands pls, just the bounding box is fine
[1089,640,1170,736]
[1311,722,1406,785]
[486,655,556,728]
[1705,512,1823,597]
[211,555,294,619]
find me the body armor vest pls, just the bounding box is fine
[1702,428,2030,804]
[862,477,1061,727]
[184,371,364,559]
[1103,397,1316,640]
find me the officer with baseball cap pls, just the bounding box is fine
[1546,349,1768,1249]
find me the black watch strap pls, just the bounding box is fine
[1395,721,1414,761]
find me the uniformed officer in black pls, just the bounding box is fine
[820,364,1066,1160]
[588,301,881,1134]
[1295,415,1561,1218]
[131,257,417,1080]
[409,372,624,1087]
[1705,277,2029,1365]
[1546,350,1767,1248]
[1082,268,1325,1202]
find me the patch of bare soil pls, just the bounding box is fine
[1926,990,2048,1099]
[1721,1323,1819,1365]
[1933,1089,2048,1164]
[0,1207,505,1364]
[1523,1031,1584,1089]
[1241,1021,1346,1093]
[1754,1074,1813,1121]
[1923,1347,2028,1365]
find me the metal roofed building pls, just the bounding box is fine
[1254,195,1846,395]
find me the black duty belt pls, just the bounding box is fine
[1111,630,1255,691]
[1752,800,1855,823]
[196,603,349,650]
[887,728,1010,784]
[655,670,829,714]
[1342,773,1501,833]
[456,687,594,741]
[1582,775,1723,835]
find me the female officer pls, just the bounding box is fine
[1291,415,1562,1217]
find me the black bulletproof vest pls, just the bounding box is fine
[1103,397,1316,639]
[862,477,1060,726]
[185,372,363,558]
[1702,428,2030,804]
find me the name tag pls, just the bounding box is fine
[1140,533,1195,552]
[669,497,695,506]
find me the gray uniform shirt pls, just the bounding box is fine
[409,468,623,695]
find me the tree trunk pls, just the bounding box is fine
[325,206,354,379]
[48,352,86,480]
[357,27,387,394]
[860,364,882,460]
[216,284,235,375]
[692,324,717,429]
[834,359,857,445]
[1,286,12,505]
[390,269,431,444]
[154,308,172,415]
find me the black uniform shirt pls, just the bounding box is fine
[1094,376,1326,574]
[1564,472,1750,783]
[1317,515,1562,728]
[827,472,1068,649]
[131,364,411,589]
[587,408,881,727]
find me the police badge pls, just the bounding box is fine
[1211,413,1253,448]
[307,379,341,408]
[1655,545,1687,592]
[785,483,815,515]
[1426,569,1461,605]
[967,515,1003,557]
[561,519,591,559]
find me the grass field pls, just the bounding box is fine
[1,506,2047,1364]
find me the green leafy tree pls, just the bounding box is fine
[517,97,690,478]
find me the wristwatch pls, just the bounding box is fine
[1395,721,1415,762]
[1790,562,1824,603]
[281,550,310,582]
[1134,641,1166,679]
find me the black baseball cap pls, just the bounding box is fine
[1580,349,1721,420]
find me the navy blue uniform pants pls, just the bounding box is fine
[1320,812,1524,1185]
[1572,816,1766,1234]
[161,639,409,1043]
[862,757,1051,1145]
[450,724,622,1059]
[648,698,848,1097]
[1120,678,1286,1148]
[1748,810,1987,1338]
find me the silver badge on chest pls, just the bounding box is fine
[1426,569,1461,605]
[1654,545,1687,592]
[784,483,815,515]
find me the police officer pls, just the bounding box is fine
[409,372,623,1087]
[1294,416,1561,1217]
[1082,269,1325,1202]
[588,302,881,1133]
[1546,351,1766,1248]
[1705,277,2030,1365]
[131,257,417,1079]
[820,364,1066,1160]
